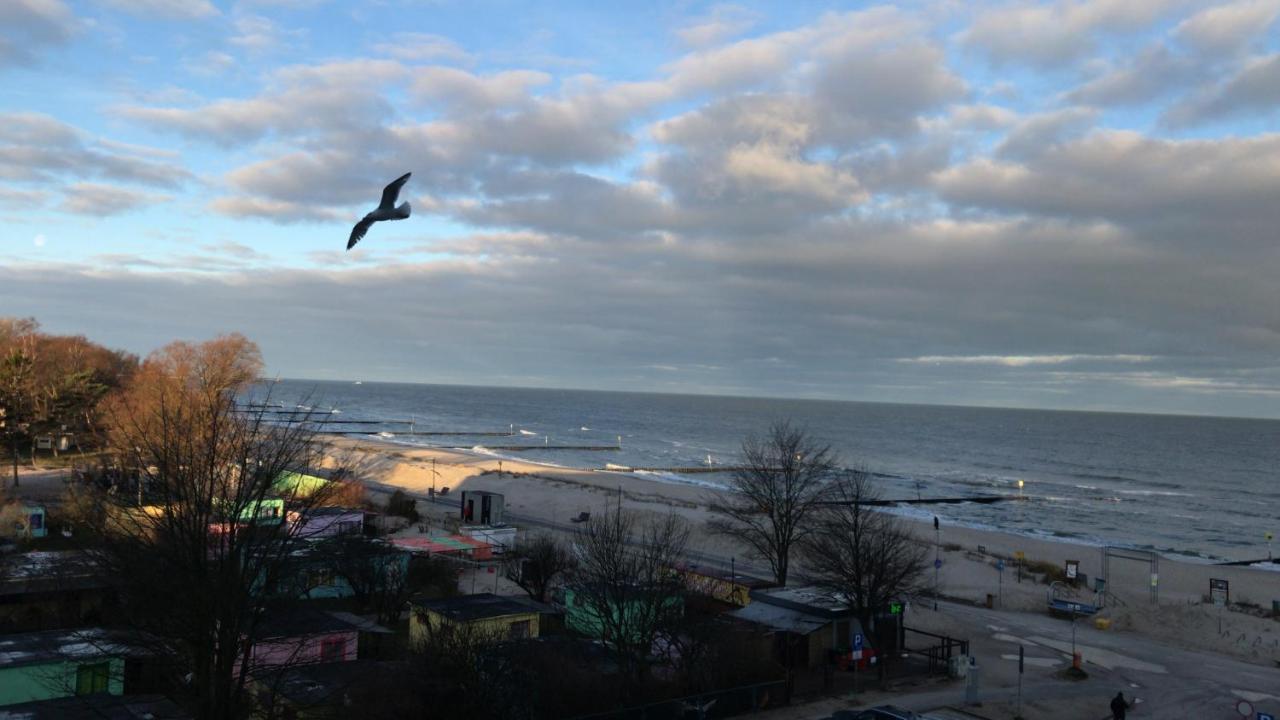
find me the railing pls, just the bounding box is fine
[903,626,968,675]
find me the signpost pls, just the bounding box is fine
[1015,550,1025,583]
[852,633,863,693]
[1210,578,1230,605]
[1267,531,1274,561]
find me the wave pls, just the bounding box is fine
[633,470,725,490]
[519,429,538,436]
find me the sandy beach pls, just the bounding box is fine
[325,434,1280,669]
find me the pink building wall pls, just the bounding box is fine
[241,630,358,676]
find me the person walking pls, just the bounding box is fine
[1111,691,1130,719]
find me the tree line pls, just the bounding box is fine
[0,317,138,486]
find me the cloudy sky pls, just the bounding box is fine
[3,0,1280,417]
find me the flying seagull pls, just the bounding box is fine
[347,172,412,250]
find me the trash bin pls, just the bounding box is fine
[986,593,995,608]
[1094,617,1112,630]
[1272,600,1279,617]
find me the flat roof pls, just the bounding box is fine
[411,593,537,622]
[255,609,366,639]
[392,535,490,554]
[263,660,411,706]
[0,694,191,720]
[0,628,143,670]
[306,507,365,517]
[749,586,854,619]
[0,551,107,597]
[676,562,775,589]
[730,603,830,635]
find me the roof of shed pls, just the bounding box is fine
[411,593,536,622]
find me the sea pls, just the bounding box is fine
[248,379,1280,563]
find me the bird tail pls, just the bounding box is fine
[395,201,411,219]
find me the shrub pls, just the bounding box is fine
[386,489,419,523]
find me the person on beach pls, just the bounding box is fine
[1110,691,1130,719]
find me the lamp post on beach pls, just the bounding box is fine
[933,516,941,611]
[430,457,439,500]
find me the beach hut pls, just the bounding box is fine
[409,593,541,646]
[729,587,865,669]
[391,535,494,561]
[460,490,505,525]
[0,628,149,706]
[674,562,776,607]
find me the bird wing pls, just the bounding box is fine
[347,217,375,250]
[378,172,412,210]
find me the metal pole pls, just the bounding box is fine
[1016,645,1024,719]
[1071,609,1077,658]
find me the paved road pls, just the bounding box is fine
[897,600,1280,719]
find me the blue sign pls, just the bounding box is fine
[997,559,1005,572]
[853,633,863,650]
[934,558,943,569]
[1258,713,1274,720]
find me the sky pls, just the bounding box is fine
[3,0,1280,418]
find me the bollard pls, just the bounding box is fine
[1072,651,1082,670]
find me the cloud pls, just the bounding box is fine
[900,354,1156,367]
[0,0,76,68]
[0,113,191,201]
[0,187,47,209]
[411,67,552,112]
[961,0,1192,67]
[60,183,169,215]
[96,0,218,20]
[1174,0,1280,53]
[811,40,965,144]
[1163,53,1280,126]
[994,107,1098,158]
[229,13,306,54]
[373,32,471,63]
[936,130,1280,236]
[208,195,344,223]
[119,59,408,145]
[200,241,268,260]
[676,5,761,48]
[1065,44,1200,106]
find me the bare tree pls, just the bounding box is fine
[327,536,411,625]
[504,532,576,603]
[800,470,927,634]
[571,507,689,685]
[707,420,835,586]
[71,335,354,720]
